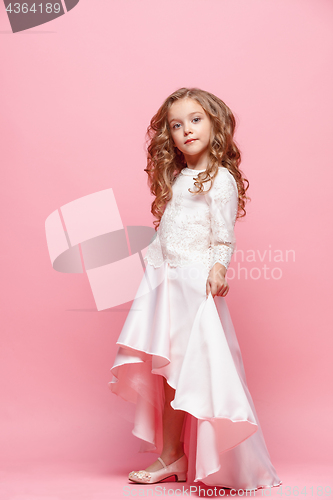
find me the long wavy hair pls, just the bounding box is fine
[144,87,250,230]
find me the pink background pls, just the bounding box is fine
[0,0,332,490]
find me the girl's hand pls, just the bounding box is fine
[206,262,229,298]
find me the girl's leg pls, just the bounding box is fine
[145,377,186,472]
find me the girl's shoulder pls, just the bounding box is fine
[206,166,238,195]
[218,166,236,182]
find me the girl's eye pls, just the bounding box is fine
[172,117,201,129]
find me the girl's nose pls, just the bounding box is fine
[184,124,192,135]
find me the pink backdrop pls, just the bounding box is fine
[0,0,332,479]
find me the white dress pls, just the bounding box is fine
[109,166,282,491]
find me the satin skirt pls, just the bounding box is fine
[109,261,282,490]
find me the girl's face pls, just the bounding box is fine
[167,98,212,165]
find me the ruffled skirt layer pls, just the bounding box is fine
[109,261,281,490]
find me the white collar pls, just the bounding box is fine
[180,167,207,176]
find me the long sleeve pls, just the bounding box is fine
[204,168,238,271]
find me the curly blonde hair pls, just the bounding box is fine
[144,87,250,230]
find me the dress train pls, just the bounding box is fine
[109,261,282,490]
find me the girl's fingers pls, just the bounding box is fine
[207,281,217,298]
[218,283,229,297]
[207,279,229,298]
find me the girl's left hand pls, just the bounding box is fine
[206,262,229,298]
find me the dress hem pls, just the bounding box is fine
[109,256,282,489]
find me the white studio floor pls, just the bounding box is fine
[0,461,332,500]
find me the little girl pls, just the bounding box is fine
[109,87,282,491]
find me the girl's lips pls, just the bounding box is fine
[185,139,197,144]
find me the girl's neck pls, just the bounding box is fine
[185,164,207,171]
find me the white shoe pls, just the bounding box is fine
[128,454,188,484]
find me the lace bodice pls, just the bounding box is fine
[144,166,238,273]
